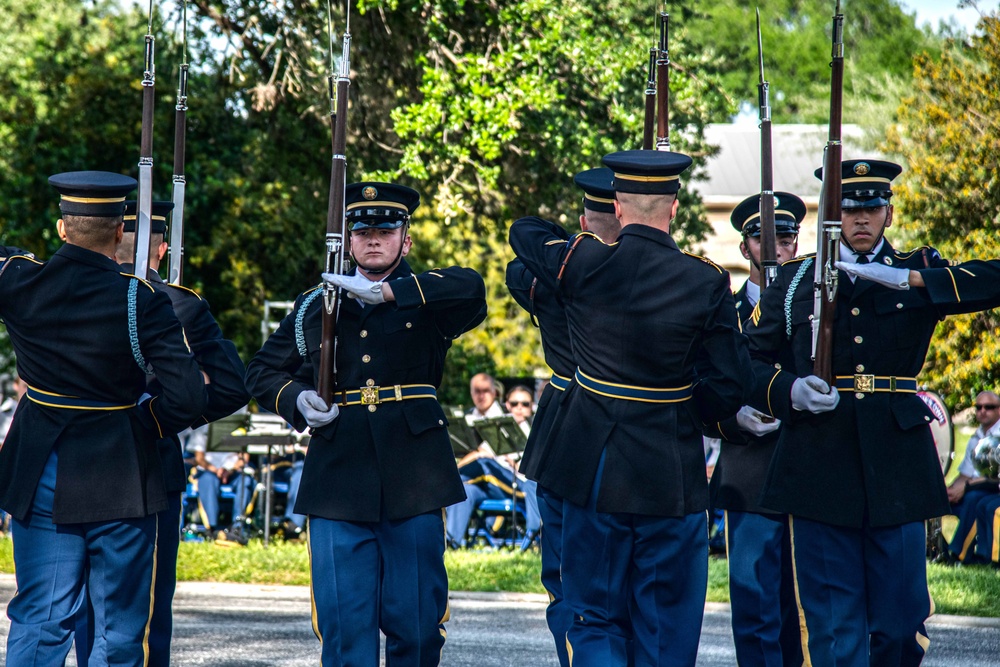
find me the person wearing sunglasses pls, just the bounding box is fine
[941,391,1000,564]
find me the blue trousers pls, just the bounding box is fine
[7,450,157,667]
[725,511,801,667]
[75,493,182,666]
[973,494,1000,563]
[947,486,997,562]
[538,485,571,667]
[788,516,929,667]
[308,510,449,667]
[561,456,708,667]
[193,468,255,530]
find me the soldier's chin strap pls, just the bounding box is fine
[350,223,409,278]
[841,206,891,258]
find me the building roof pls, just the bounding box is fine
[691,123,874,205]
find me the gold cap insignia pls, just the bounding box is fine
[773,196,780,207]
[362,186,378,200]
[854,162,870,176]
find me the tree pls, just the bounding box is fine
[883,10,1000,410]
[680,0,941,123]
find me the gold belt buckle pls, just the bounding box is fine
[854,374,875,393]
[360,386,381,405]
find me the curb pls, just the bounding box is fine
[2,574,998,628]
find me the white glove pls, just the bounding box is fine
[790,376,840,414]
[296,390,340,428]
[736,406,782,436]
[322,272,386,304]
[835,261,910,290]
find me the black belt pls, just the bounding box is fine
[574,368,693,403]
[834,375,917,394]
[336,384,437,407]
[549,372,571,391]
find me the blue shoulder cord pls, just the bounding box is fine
[128,278,155,375]
[295,287,324,359]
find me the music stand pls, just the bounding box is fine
[471,415,529,546]
[445,406,479,457]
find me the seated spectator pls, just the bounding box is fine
[446,377,540,548]
[944,391,1000,563]
[185,424,256,539]
[971,488,1000,565]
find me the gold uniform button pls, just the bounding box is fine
[360,329,368,338]
[366,379,375,387]
[405,322,413,329]
[774,363,782,370]
[896,303,904,309]
[924,415,931,422]
[851,308,860,316]
[438,419,445,426]
[854,336,863,344]
[362,354,371,363]
[856,364,865,373]
[856,392,865,400]
[368,404,377,413]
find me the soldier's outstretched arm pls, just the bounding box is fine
[508,216,573,292]
[913,259,1000,314]
[135,287,208,437]
[388,266,487,338]
[505,258,535,314]
[245,294,315,432]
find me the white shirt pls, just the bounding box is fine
[958,419,1000,479]
[185,423,242,471]
[839,239,886,282]
[744,280,761,309]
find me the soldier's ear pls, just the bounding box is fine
[613,199,623,222]
[579,214,589,231]
[56,219,68,242]
[884,205,894,230]
[401,233,413,257]
[156,241,168,261]
[739,240,751,261]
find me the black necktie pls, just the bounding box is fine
[856,254,870,265]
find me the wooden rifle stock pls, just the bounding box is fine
[317,7,352,407]
[757,8,777,287]
[811,2,845,384]
[655,7,670,151]
[642,48,656,150]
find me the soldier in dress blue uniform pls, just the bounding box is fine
[244,182,487,667]
[0,171,207,666]
[744,159,1000,667]
[73,199,250,666]
[705,192,806,667]
[509,150,752,667]
[505,166,620,667]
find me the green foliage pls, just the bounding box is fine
[682,0,941,123]
[884,13,1000,409]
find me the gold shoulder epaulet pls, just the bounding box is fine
[119,272,156,292]
[783,254,814,265]
[893,246,929,260]
[681,250,723,274]
[166,283,205,301]
[303,284,323,296]
[2,254,42,266]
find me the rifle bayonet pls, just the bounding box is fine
[133,0,157,278]
[757,7,777,287]
[655,4,670,151]
[168,0,189,285]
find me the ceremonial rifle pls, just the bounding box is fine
[757,8,777,288]
[655,4,670,151]
[168,0,189,285]
[811,1,845,384]
[317,0,352,406]
[642,47,656,150]
[133,0,157,278]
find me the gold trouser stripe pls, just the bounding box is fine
[307,517,322,641]
[142,513,159,664]
[723,510,731,559]
[566,634,574,666]
[788,516,814,667]
[958,522,978,561]
[916,630,930,653]
[993,507,1000,562]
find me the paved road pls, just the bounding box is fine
[0,577,998,665]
